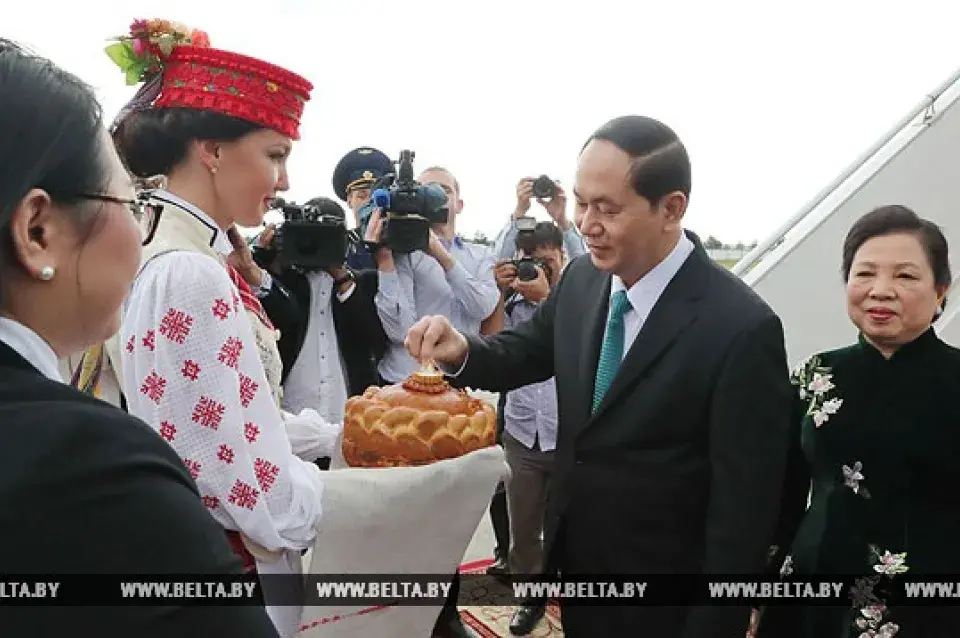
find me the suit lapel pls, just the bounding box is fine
[585,237,710,425]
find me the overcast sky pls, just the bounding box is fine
[6,1,959,244]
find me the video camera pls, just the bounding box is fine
[370,150,449,253]
[253,198,349,271]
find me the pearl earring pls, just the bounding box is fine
[210,166,218,175]
[39,266,55,281]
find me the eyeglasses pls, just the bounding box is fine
[77,193,161,246]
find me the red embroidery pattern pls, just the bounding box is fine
[182,458,201,480]
[159,421,177,442]
[141,329,156,352]
[212,298,231,320]
[140,371,167,403]
[202,495,219,510]
[217,444,235,464]
[238,373,259,408]
[217,336,243,370]
[231,290,240,313]
[181,360,201,381]
[244,422,260,443]
[191,396,225,430]
[125,336,135,354]
[159,308,194,344]
[228,479,259,510]
[254,458,280,493]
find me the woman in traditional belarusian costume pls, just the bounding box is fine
[106,19,327,636]
[0,37,278,637]
[758,206,960,638]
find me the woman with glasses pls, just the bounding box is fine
[107,20,330,636]
[0,39,279,637]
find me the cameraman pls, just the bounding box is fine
[492,176,585,260]
[496,221,584,636]
[331,146,393,270]
[370,166,499,384]
[255,197,387,464]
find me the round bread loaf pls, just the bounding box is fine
[342,370,496,467]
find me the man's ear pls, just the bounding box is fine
[659,191,687,231]
[8,188,66,280]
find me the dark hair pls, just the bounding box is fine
[0,39,109,289]
[517,222,563,252]
[584,115,691,203]
[113,107,262,178]
[304,196,347,220]
[842,205,951,288]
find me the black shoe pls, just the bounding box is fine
[485,557,510,581]
[432,610,473,638]
[509,603,546,636]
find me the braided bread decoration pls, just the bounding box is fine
[342,370,496,467]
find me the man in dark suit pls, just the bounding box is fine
[256,197,387,467]
[404,116,794,637]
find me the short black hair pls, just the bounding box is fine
[0,39,110,300]
[113,107,262,178]
[304,196,346,220]
[842,205,951,287]
[584,115,691,203]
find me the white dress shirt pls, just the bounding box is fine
[609,232,695,357]
[281,270,351,424]
[0,317,62,382]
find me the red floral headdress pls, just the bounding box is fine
[106,19,312,139]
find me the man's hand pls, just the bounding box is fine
[514,178,534,218]
[364,208,394,270]
[511,265,550,303]
[427,230,455,271]
[226,226,264,288]
[405,315,469,368]
[494,259,518,293]
[539,181,571,231]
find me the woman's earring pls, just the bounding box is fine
[39,266,55,281]
[210,166,218,175]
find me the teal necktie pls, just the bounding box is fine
[592,290,632,413]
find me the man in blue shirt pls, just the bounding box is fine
[371,166,499,384]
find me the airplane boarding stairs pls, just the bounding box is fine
[732,68,960,366]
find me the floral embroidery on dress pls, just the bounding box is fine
[779,555,794,577]
[850,547,908,637]
[842,461,871,498]
[790,355,844,428]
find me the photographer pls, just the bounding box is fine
[496,221,584,636]
[254,197,387,464]
[370,166,499,385]
[492,176,585,260]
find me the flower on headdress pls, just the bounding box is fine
[105,18,211,86]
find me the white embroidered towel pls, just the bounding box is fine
[299,444,508,637]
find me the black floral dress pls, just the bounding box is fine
[759,328,960,638]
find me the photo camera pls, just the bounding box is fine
[370,149,449,254]
[531,174,556,200]
[512,257,551,282]
[255,198,349,271]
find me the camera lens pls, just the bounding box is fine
[516,260,539,281]
[531,175,555,199]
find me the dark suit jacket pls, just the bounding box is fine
[454,231,794,638]
[260,268,386,396]
[0,342,278,637]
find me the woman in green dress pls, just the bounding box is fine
[759,205,959,638]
